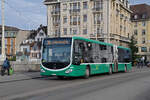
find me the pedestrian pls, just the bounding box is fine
[141,56,145,68]
[137,58,141,69]
[1,58,11,76]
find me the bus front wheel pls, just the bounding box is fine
[84,67,90,79]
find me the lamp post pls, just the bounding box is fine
[1,0,6,61]
[107,0,110,43]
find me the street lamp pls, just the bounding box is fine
[1,0,6,61]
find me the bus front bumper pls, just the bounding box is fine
[40,66,85,77]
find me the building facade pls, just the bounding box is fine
[16,30,30,53]
[44,0,132,47]
[0,25,20,59]
[131,4,150,61]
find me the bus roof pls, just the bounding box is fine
[44,36,130,50]
[72,36,130,50]
[73,36,113,46]
[118,46,131,50]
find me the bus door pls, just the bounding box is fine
[113,45,118,72]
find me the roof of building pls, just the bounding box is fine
[44,0,55,2]
[0,25,20,33]
[130,4,150,20]
[27,25,47,39]
[44,0,58,4]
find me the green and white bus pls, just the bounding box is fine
[40,37,132,78]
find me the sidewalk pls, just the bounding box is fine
[131,66,150,72]
[0,72,42,83]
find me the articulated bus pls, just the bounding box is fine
[40,37,132,79]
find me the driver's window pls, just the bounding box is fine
[73,40,85,63]
[73,40,85,55]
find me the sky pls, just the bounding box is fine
[0,0,150,30]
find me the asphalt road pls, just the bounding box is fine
[0,68,150,100]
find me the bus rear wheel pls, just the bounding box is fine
[84,67,90,79]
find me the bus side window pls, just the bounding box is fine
[124,50,130,63]
[79,43,85,52]
[111,46,113,53]
[101,58,107,63]
[99,45,107,50]
[73,40,82,54]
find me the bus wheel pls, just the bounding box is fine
[109,66,112,75]
[124,65,127,73]
[84,67,90,79]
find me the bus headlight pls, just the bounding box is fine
[65,69,73,74]
[41,69,45,72]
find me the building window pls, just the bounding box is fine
[83,14,87,22]
[141,47,147,52]
[70,28,72,34]
[134,22,137,27]
[142,21,146,27]
[83,29,87,35]
[78,16,80,24]
[135,40,137,44]
[97,27,100,33]
[39,32,43,36]
[134,30,138,35]
[142,29,146,35]
[97,14,102,24]
[134,15,138,19]
[94,1,103,9]
[11,32,14,37]
[5,47,7,54]
[63,4,67,11]
[73,29,77,35]
[120,25,122,31]
[116,9,119,16]
[142,38,145,44]
[23,48,27,54]
[83,2,88,9]
[5,39,7,46]
[78,2,80,9]
[73,16,77,22]
[137,47,139,53]
[142,14,146,19]
[11,39,13,46]
[63,17,67,24]
[124,27,126,32]
[73,3,77,9]
[63,28,67,35]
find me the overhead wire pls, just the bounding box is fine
[4,0,45,30]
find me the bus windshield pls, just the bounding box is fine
[42,38,72,69]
